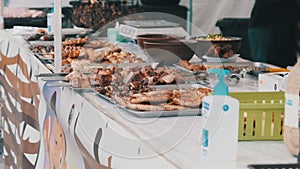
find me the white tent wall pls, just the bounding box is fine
[4,0,254,34]
[180,0,255,35]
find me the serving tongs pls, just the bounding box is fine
[189,69,241,86]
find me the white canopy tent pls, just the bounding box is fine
[180,0,254,35]
[4,0,255,35]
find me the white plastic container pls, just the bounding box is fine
[200,69,239,168]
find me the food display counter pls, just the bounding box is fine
[0,29,297,169]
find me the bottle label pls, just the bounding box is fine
[285,93,300,128]
[47,13,53,34]
[202,129,209,156]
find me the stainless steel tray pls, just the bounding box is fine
[82,62,159,71]
[95,92,115,103]
[173,61,279,74]
[149,83,210,90]
[36,72,69,77]
[118,84,209,118]
[29,40,54,46]
[34,53,54,61]
[119,106,201,118]
[42,77,68,81]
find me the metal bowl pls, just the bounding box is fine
[143,39,197,65]
[193,36,242,59]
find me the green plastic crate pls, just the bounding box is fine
[229,92,285,141]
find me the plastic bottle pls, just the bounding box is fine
[107,22,122,42]
[284,57,300,156]
[47,3,54,34]
[200,69,239,169]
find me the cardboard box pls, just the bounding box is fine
[258,72,289,91]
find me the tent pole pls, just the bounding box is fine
[53,0,62,73]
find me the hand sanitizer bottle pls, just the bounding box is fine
[107,22,126,43]
[200,68,239,169]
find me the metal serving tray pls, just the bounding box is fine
[34,53,54,61]
[119,106,201,118]
[29,40,54,46]
[82,62,159,72]
[173,61,279,74]
[149,83,209,90]
[118,84,210,118]
[95,92,115,103]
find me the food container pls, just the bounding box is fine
[137,34,185,49]
[229,91,284,141]
[143,39,197,65]
[192,36,241,59]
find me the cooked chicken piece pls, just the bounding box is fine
[97,69,113,75]
[130,90,173,104]
[79,76,91,88]
[146,76,156,85]
[141,66,156,76]
[133,58,144,63]
[198,88,213,95]
[78,48,87,57]
[132,90,173,97]
[68,76,91,88]
[162,103,191,110]
[70,77,81,88]
[66,58,78,65]
[86,48,106,62]
[159,74,175,84]
[66,70,82,81]
[223,49,234,58]
[130,93,171,104]
[172,96,202,108]
[172,89,207,107]
[71,59,91,71]
[179,60,191,68]
[96,74,112,87]
[126,103,165,111]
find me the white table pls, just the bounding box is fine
[0,30,296,169]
